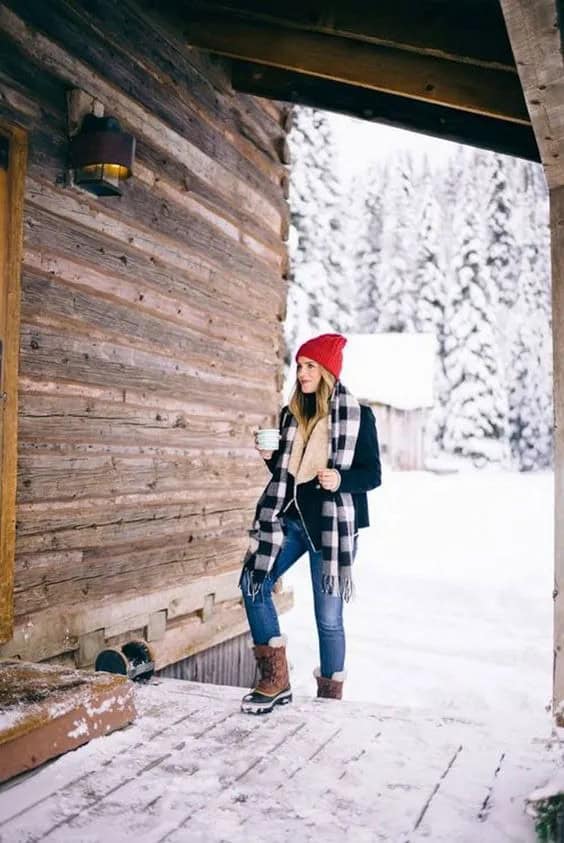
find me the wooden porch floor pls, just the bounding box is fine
[0,678,561,842]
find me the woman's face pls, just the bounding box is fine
[297,356,322,394]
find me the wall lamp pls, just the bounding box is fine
[69,112,135,197]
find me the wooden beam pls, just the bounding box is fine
[232,62,540,162]
[183,11,529,124]
[182,0,516,69]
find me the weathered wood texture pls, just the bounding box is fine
[499,0,564,712]
[0,0,290,664]
[0,123,26,644]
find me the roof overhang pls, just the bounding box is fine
[179,0,539,161]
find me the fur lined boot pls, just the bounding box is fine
[241,635,292,715]
[314,667,346,700]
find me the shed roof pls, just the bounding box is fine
[340,333,436,410]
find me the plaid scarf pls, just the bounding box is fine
[241,381,361,601]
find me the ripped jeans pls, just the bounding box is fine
[241,516,355,678]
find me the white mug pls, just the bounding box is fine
[256,428,280,451]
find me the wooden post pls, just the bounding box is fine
[499,0,564,717]
[0,124,26,645]
[551,187,564,716]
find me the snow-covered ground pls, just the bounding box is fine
[283,468,554,736]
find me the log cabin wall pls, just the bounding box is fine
[0,0,291,668]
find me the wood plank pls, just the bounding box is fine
[17,375,279,427]
[183,0,516,69]
[24,178,286,317]
[183,11,529,124]
[0,122,26,644]
[233,61,540,162]
[22,211,283,330]
[20,272,279,385]
[13,541,247,617]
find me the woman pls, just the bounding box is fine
[239,333,382,714]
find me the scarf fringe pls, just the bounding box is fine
[239,568,266,602]
[322,573,354,603]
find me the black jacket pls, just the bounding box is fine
[264,404,382,550]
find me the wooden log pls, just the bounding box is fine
[232,62,540,162]
[17,375,281,426]
[18,391,263,443]
[15,491,259,551]
[183,11,530,124]
[14,539,248,617]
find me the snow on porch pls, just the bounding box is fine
[0,677,561,843]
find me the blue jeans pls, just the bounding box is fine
[241,516,353,678]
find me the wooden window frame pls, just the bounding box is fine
[0,123,26,644]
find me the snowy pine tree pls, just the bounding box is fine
[441,148,510,464]
[353,163,387,333]
[413,160,449,456]
[506,162,553,470]
[376,152,419,332]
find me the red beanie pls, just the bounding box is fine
[295,333,347,379]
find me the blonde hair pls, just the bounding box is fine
[288,364,336,441]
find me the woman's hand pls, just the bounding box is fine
[317,469,341,492]
[254,434,273,460]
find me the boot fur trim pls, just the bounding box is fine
[267,635,287,648]
[248,633,287,649]
[313,667,346,681]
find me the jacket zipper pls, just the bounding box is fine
[292,484,318,551]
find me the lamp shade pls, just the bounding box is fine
[70,114,135,197]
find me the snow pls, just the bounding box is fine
[282,468,554,738]
[340,332,436,410]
